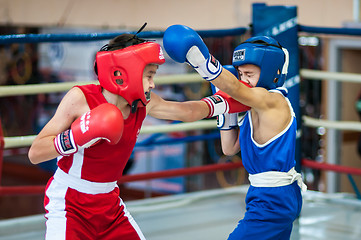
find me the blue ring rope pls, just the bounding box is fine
[0,27,248,45]
[2,24,361,45]
[298,25,361,36]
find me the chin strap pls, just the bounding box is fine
[131,100,140,113]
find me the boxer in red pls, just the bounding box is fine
[28,24,249,240]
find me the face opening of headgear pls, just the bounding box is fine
[232,36,289,90]
[94,23,165,113]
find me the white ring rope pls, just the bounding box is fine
[300,69,361,83]
[0,73,203,97]
[2,69,361,148]
[303,116,361,132]
[3,119,217,149]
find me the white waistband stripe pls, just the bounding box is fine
[54,168,117,194]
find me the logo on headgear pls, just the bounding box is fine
[233,49,245,62]
[159,47,165,60]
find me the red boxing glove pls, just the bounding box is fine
[54,103,124,156]
[202,82,251,118]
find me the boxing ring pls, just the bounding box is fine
[2,4,361,240]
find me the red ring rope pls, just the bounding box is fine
[0,162,243,196]
[2,158,361,196]
[302,158,361,175]
[0,185,45,196]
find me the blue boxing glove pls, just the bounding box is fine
[163,24,222,81]
[216,65,239,130]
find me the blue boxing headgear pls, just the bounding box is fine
[232,36,289,90]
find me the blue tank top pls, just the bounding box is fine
[238,88,296,174]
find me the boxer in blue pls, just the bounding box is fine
[163,25,307,239]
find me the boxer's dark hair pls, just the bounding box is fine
[99,23,148,51]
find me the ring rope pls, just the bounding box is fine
[0,73,203,97]
[300,69,361,83]
[298,25,361,36]
[3,157,361,196]
[2,24,361,45]
[0,27,248,45]
[302,159,361,176]
[0,161,243,196]
[303,116,361,131]
[3,119,217,149]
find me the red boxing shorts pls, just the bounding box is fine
[44,169,145,240]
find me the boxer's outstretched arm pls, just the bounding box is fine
[146,92,209,122]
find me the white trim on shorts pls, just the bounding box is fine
[45,178,67,240]
[119,198,146,240]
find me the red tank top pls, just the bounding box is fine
[57,84,146,182]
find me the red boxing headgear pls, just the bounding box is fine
[95,42,165,111]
